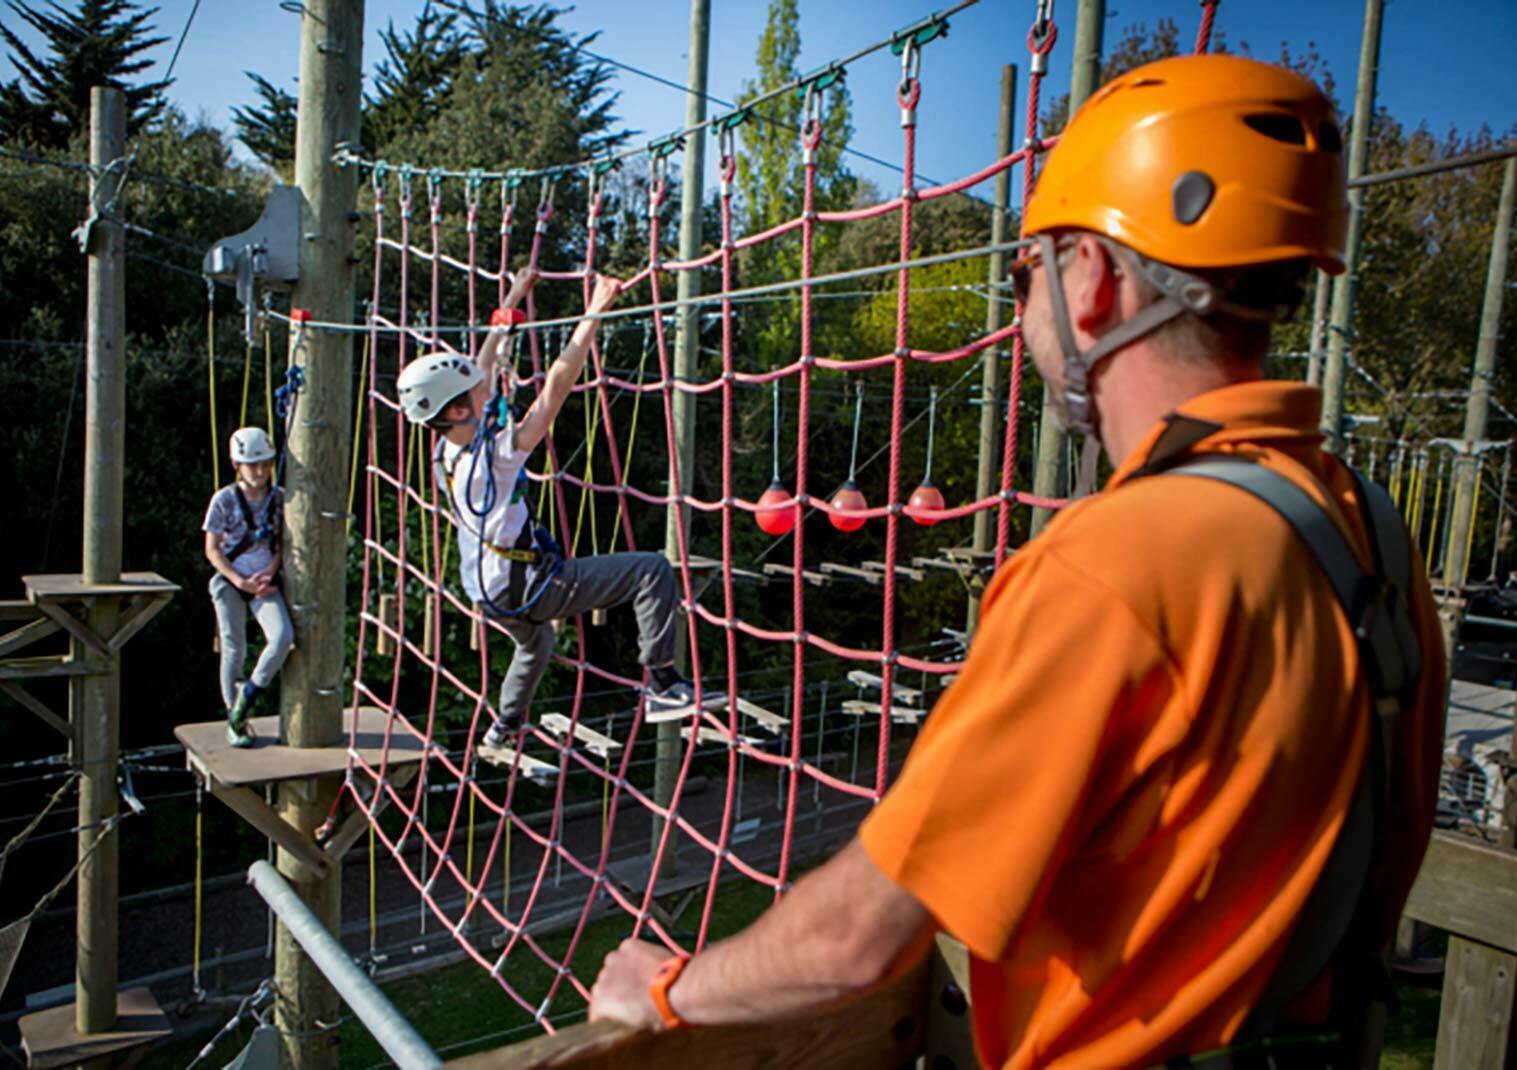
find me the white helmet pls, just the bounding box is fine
[396,353,483,425]
[230,426,277,464]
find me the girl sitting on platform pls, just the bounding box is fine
[203,426,293,747]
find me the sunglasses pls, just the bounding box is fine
[1008,238,1082,305]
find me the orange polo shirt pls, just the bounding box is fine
[860,381,1446,1069]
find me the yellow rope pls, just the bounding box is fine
[572,371,604,557]
[238,337,253,427]
[368,821,377,950]
[207,299,220,489]
[1390,448,1406,509]
[193,786,204,993]
[466,771,476,886]
[607,337,652,553]
[1426,457,1447,570]
[264,326,275,436]
[347,330,371,539]
[1408,452,1427,536]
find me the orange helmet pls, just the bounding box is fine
[1022,53,1347,274]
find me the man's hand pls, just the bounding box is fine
[588,938,674,1030]
[235,574,261,595]
[503,266,540,310]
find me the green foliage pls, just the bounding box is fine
[229,71,295,177]
[0,0,170,146]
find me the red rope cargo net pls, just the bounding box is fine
[329,6,1103,1035]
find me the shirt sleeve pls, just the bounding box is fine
[859,546,1183,962]
[203,489,228,534]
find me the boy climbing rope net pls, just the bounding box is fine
[396,269,708,765]
[203,426,293,747]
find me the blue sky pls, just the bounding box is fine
[4,0,1514,195]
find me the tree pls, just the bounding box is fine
[229,71,296,176]
[365,5,467,152]
[0,0,169,146]
[733,0,854,240]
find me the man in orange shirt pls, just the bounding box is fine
[589,54,1446,1068]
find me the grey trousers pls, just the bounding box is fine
[491,551,677,727]
[209,573,294,708]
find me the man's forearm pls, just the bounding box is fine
[668,840,933,1025]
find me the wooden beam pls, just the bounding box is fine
[0,615,61,659]
[0,681,73,741]
[1435,936,1516,1070]
[322,767,417,862]
[442,951,931,1070]
[0,655,98,681]
[32,601,112,658]
[541,714,622,759]
[212,786,332,879]
[924,934,975,1070]
[0,600,41,622]
[1404,831,1517,951]
[105,593,172,653]
[846,670,922,706]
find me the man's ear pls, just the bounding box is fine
[1068,235,1120,333]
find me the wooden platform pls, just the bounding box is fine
[846,670,922,706]
[841,699,925,726]
[675,554,768,585]
[175,706,426,879]
[18,986,171,1070]
[478,743,558,781]
[761,563,833,587]
[682,725,763,749]
[174,706,426,790]
[540,713,622,759]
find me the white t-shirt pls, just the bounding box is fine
[440,429,533,605]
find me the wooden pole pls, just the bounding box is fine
[1319,0,1385,450]
[1443,156,1515,594]
[966,64,1016,633]
[1029,0,1104,536]
[75,84,125,1040]
[653,0,710,871]
[1305,269,1331,386]
[276,2,364,1067]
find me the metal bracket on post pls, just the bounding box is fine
[202,185,302,346]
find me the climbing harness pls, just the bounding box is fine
[1154,449,1423,1068]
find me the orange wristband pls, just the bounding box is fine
[648,954,689,1030]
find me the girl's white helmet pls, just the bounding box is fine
[396,353,483,425]
[230,426,277,464]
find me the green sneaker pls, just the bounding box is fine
[227,683,262,748]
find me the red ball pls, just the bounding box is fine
[755,481,797,536]
[829,482,869,533]
[908,481,946,526]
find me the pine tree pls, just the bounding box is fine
[229,71,296,174]
[365,5,466,152]
[0,0,169,147]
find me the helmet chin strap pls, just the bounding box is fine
[1037,233,1192,498]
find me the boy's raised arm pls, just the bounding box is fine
[513,274,621,455]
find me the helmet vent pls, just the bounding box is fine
[1318,121,1343,153]
[1172,171,1215,225]
[1243,113,1307,146]
[1131,77,1166,88]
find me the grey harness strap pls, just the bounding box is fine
[1167,456,1422,1040]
